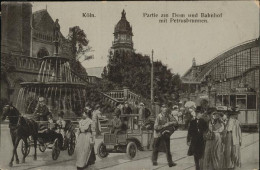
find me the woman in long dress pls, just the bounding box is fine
[92,104,102,137]
[76,107,96,169]
[222,108,242,170]
[203,111,225,170]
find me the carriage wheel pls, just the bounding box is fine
[39,143,46,152]
[97,142,108,159]
[21,138,30,157]
[126,142,137,159]
[68,132,76,156]
[52,139,60,160]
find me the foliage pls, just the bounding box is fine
[103,51,182,105]
[65,26,90,77]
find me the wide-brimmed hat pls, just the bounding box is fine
[140,102,144,106]
[161,104,167,108]
[172,105,178,110]
[227,106,240,115]
[84,106,91,112]
[216,106,228,111]
[39,97,45,102]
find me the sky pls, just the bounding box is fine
[32,1,259,76]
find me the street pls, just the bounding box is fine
[0,124,259,170]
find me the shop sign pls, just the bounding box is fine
[235,87,248,92]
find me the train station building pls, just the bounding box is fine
[181,38,259,128]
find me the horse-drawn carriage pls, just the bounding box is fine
[97,114,154,159]
[21,120,76,160]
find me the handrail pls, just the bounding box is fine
[100,91,120,103]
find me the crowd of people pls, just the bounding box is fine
[186,105,242,170]
[31,96,242,170]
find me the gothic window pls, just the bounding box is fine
[37,48,49,58]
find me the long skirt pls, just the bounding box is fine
[75,132,96,168]
[222,132,241,169]
[203,133,224,170]
[95,120,101,136]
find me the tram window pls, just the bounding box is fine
[247,95,256,109]
[230,95,236,107]
[236,95,246,109]
[216,95,222,106]
[223,95,229,106]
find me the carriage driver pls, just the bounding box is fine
[33,97,50,121]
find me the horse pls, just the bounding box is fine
[1,104,38,167]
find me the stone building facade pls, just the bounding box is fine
[1,2,67,104]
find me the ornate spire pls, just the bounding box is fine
[192,58,196,66]
[121,9,126,19]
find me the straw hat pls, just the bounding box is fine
[84,106,91,113]
[39,97,45,102]
[227,106,240,115]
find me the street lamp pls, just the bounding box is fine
[151,49,154,104]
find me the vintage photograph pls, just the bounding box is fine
[0,1,259,170]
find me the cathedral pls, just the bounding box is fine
[1,2,68,104]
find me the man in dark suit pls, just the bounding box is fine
[187,106,208,170]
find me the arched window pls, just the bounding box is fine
[37,48,49,58]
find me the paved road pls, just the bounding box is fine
[0,124,259,170]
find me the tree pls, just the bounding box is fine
[67,26,90,60]
[103,51,182,105]
[66,26,91,77]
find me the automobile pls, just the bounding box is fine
[97,114,154,159]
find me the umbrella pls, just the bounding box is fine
[184,101,196,108]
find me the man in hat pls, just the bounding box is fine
[33,97,50,121]
[92,104,102,136]
[111,111,123,134]
[122,101,132,128]
[187,106,208,170]
[222,106,242,169]
[152,104,177,167]
[138,102,145,121]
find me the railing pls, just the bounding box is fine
[33,30,53,43]
[100,92,120,107]
[104,88,153,114]
[1,53,41,73]
[106,90,124,100]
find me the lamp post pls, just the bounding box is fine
[151,49,154,104]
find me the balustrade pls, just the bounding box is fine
[33,30,53,42]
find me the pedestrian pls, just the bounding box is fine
[203,111,225,170]
[187,106,208,170]
[139,102,145,121]
[76,107,96,170]
[222,106,242,170]
[171,105,180,122]
[152,104,177,167]
[133,101,139,115]
[123,101,132,128]
[92,104,102,137]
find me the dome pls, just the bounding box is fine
[114,10,133,35]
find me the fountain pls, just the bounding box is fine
[15,20,87,118]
